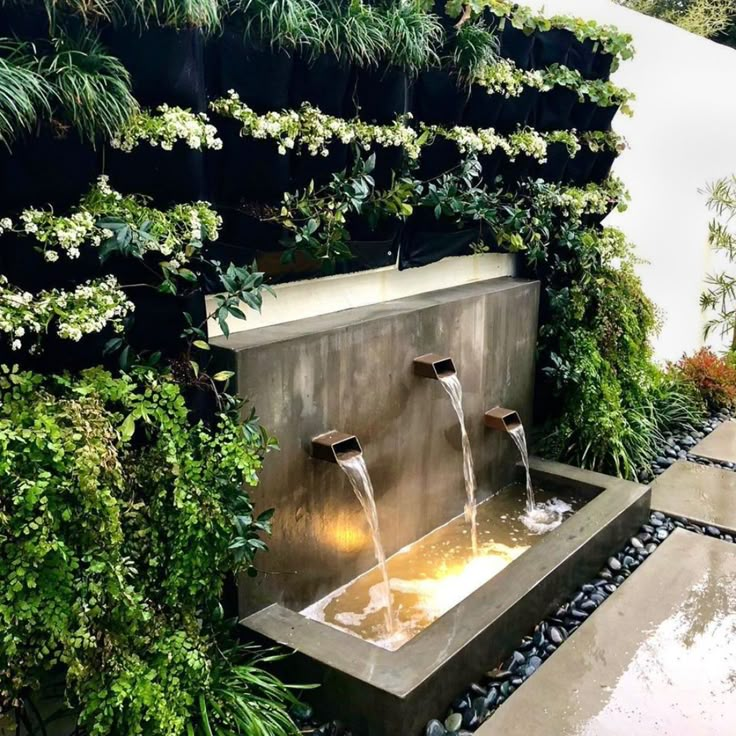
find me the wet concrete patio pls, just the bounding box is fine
[690,420,736,464]
[476,529,736,735]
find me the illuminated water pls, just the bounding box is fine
[438,373,479,555]
[336,452,395,634]
[302,482,580,651]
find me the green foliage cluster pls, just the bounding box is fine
[618,0,736,47]
[0,364,300,735]
[0,31,137,147]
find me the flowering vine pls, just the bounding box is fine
[0,275,133,351]
[110,105,223,152]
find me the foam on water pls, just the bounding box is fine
[520,498,573,534]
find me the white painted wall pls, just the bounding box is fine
[526,0,736,360]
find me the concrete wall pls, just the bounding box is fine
[212,278,539,615]
[525,0,736,360]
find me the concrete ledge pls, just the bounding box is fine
[242,458,650,736]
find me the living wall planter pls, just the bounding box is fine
[290,52,355,118]
[532,28,574,68]
[498,151,535,187]
[355,66,409,123]
[0,233,102,292]
[571,100,597,132]
[535,87,578,131]
[126,286,206,356]
[591,51,615,80]
[103,26,206,111]
[212,118,291,204]
[497,23,535,69]
[589,149,617,183]
[413,69,468,125]
[495,88,539,133]
[369,146,405,190]
[106,145,206,206]
[566,38,596,78]
[563,147,596,186]
[0,132,98,212]
[291,142,350,190]
[531,141,568,183]
[463,86,503,130]
[399,209,491,269]
[590,103,620,131]
[479,149,505,186]
[417,138,461,181]
[211,30,293,112]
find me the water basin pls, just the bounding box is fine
[303,483,581,650]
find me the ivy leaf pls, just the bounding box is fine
[193,340,210,351]
[120,413,136,442]
[212,371,234,382]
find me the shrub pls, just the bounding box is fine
[673,347,736,410]
[0,365,300,735]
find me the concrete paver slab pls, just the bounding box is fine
[691,420,736,463]
[477,529,736,736]
[651,460,736,533]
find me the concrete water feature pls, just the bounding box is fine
[211,278,651,735]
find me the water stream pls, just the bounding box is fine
[438,374,479,556]
[508,422,572,534]
[335,452,395,634]
[508,424,535,512]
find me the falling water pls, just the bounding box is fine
[508,424,535,513]
[336,452,395,634]
[438,374,479,555]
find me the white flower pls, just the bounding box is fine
[11,339,21,351]
[44,250,59,263]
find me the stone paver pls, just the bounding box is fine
[651,460,736,533]
[477,529,736,736]
[691,420,736,464]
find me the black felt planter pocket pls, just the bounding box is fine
[498,24,535,69]
[563,147,596,186]
[0,4,49,36]
[499,152,535,187]
[41,323,117,374]
[571,100,597,132]
[291,53,354,117]
[369,146,405,190]
[480,149,505,187]
[0,234,103,292]
[591,52,615,80]
[463,86,503,129]
[399,209,486,269]
[413,69,468,124]
[213,118,291,204]
[106,145,206,207]
[533,28,574,67]
[590,104,619,131]
[212,31,293,112]
[495,88,538,133]
[532,141,568,183]
[418,138,461,180]
[291,143,350,190]
[355,66,409,123]
[103,27,206,111]
[126,287,206,356]
[590,149,617,183]
[0,133,98,213]
[535,87,578,131]
[567,38,596,78]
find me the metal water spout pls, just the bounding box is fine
[484,407,522,433]
[311,430,363,463]
[412,353,457,380]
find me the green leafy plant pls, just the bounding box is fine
[38,29,137,143]
[319,0,387,67]
[0,364,298,735]
[235,0,324,51]
[700,175,736,348]
[0,39,51,148]
[376,0,443,76]
[448,18,499,83]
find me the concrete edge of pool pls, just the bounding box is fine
[241,457,651,736]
